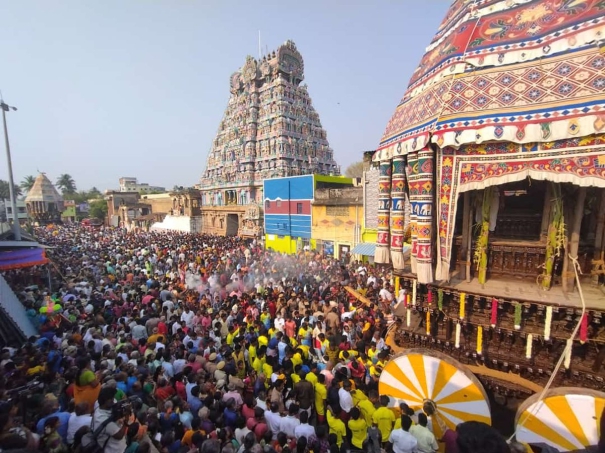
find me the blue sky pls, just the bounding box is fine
[0,1,449,192]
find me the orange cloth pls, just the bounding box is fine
[73,384,101,414]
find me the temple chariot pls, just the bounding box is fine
[372,0,605,449]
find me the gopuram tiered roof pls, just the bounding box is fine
[200,40,339,208]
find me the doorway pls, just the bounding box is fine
[338,244,350,262]
[226,214,239,236]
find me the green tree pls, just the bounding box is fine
[88,187,102,198]
[56,174,77,195]
[88,199,108,220]
[20,175,36,193]
[345,161,364,178]
[70,190,90,204]
[0,180,23,199]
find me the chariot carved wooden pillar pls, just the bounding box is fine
[375,160,392,264]
[414,148,434,283]
[390,156,406,270]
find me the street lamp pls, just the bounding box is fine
[1,99,21,241]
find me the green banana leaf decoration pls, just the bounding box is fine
[473,187,492,285]
[540,183,565,290]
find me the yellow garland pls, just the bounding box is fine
[459,293,466,320]
[564,338,573,369]
[476,326,483,355]
[426,311,431,335]
[526,334,533,359]
[394,277,400,301]
[412,279,417,307]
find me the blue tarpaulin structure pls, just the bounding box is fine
[0,248,48,270]
[351,243,376,256]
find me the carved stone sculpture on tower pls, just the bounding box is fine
[200,40,339,209]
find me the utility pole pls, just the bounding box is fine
[1,99,21,241]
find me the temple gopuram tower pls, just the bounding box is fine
[200,40,339,237]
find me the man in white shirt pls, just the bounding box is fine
[379,285,394,303]
[264,403,283,440]
[389,415,418,453]
[294,411,315,440]
[274,314,285,333]
[92,387,129,453]
[67,403,92,445]
[338,380,354,415]
[181,307,195,329]
[409,413,438,453]
[279,404,301,438]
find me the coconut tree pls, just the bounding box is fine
[56,174,77,195]
[0,180,22,200]
[20,175,36,193]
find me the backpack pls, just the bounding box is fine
[79,416,113,453]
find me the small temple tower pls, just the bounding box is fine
[200,40,340,237]
[25,173,64,224]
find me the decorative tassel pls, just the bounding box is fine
[412,280,417,307]
[476,326,483,355]
[394,277,400,301]
[544,306,552,341]
[514,304,522,330]
[438,289,443,311]
[406,309,411,328]
[526,334,533,359]
[428,290,433,306]
[426,311,431,335]
[459,293,466,320]
[580,313,588,344]
[404,293,408,308]
[490,298,498,328]
[455,322,461,348]
[564,338,573,369]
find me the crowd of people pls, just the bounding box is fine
[0,225,518,453]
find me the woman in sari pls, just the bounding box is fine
[73,357,100,414]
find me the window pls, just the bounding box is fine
[265,200,270,210]
[276,200,282,207]
[297,203,303,214]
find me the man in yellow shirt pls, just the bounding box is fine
[372,395,395,444]
[314,373,328,423]
[291,349,303,369]
[252,346,265,375]
[305,367,318,386]
[358,389,378,427]
[327,406,346,448]
[225,326,236,347]
[351,387,368,406]
[348,407,368,450]
[247,338,258,368]
[258,333,269,348]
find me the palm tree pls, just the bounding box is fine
[56,174,77,195]
[20,175,36,193]
[0,180,22,200]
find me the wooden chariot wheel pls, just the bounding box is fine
[378,349,492,441]
[515,387,605,452]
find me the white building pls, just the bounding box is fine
[1,199,28,223]
[119,177,165,194]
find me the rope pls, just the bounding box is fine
[508,254,586,442]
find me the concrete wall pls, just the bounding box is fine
[364,167,379,230]
[265,234,297,254]
[312,204,362,258]
[150,215,202,233]
[141,194,172,214]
